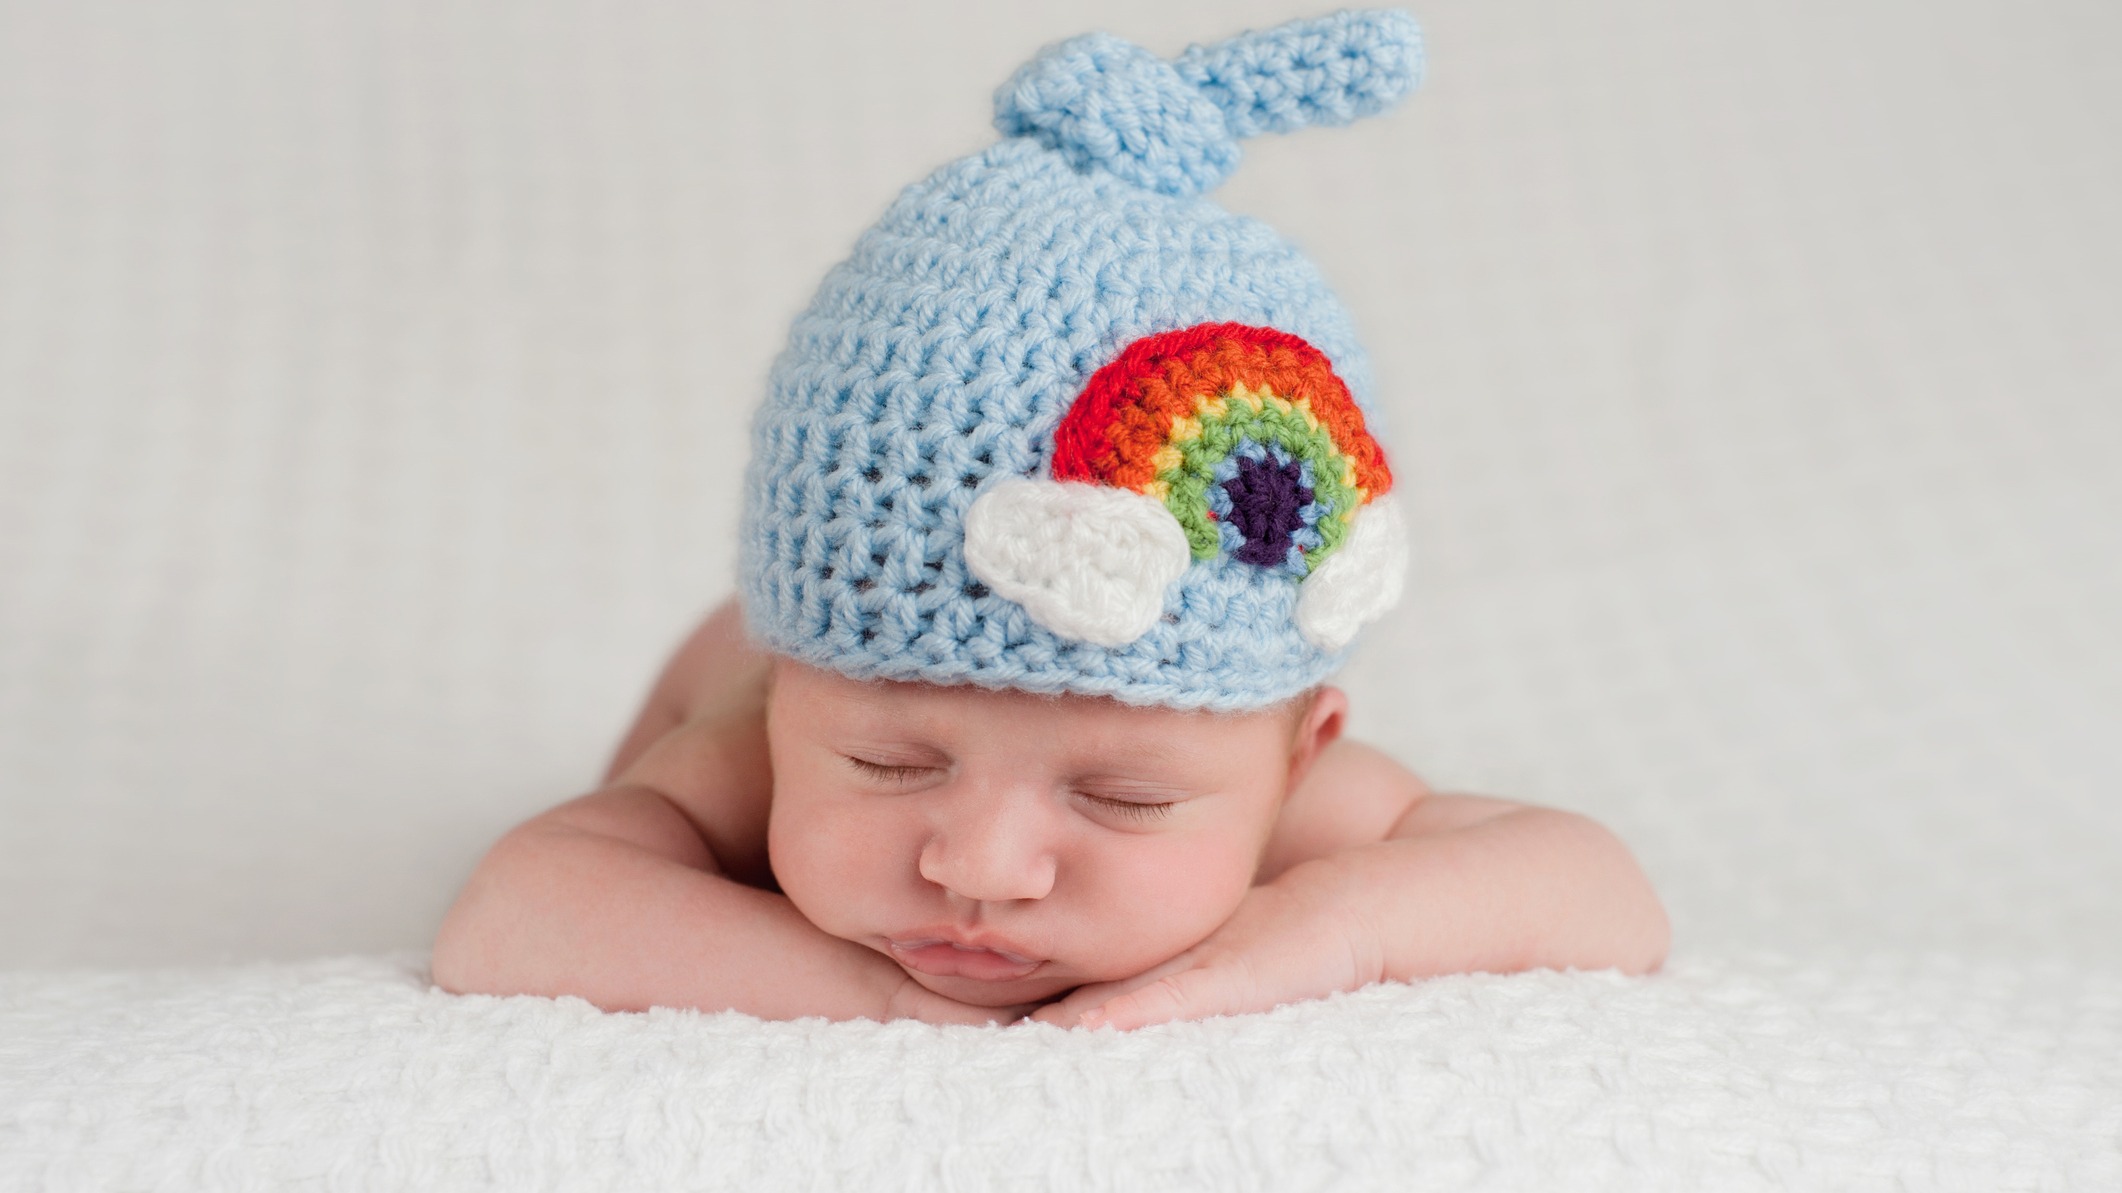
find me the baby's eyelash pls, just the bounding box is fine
[846,756,930,782]
[1081,793,1177,820]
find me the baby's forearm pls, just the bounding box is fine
[1300,802,1669,982]
[431,786,898,1021]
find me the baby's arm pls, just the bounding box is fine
[1036,741,1669,1029]
[431,602,1024,1025]
[431,782,919,1020]
[1284,743,1668,980]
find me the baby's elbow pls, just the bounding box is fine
[428,831,539,996]
[1618,883,1672,976]
[428,932,477,996]
[429,878,499,995]
[1570,812,1670,975]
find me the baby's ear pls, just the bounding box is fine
[1286,687,1349,790]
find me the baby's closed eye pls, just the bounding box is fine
[1075,792,1177,821]
[844,756,936,783]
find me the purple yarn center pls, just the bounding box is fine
[1223,453,1315,568]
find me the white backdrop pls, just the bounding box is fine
[2,0,2118,977]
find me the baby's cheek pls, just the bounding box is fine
[767,795,898,934]
[1078,839,1256,970]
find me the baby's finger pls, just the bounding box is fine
[1030,954,1198,1028]
[1079,963,1239,1031]
[1027,1001,1078,1027]
[1026,982,1122,1027]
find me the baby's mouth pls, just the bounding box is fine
[887,937,1045,982]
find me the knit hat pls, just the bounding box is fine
[740,10,1422,711]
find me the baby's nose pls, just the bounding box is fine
[918,795,1057,903]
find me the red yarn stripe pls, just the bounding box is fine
[1050,323,1392,497]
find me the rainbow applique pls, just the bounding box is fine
[963,323,1409,651]
[1051,323,1393,575]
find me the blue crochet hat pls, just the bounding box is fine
[740,10,1422,711]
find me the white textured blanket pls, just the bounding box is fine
[4,0,2121,1187]
[6,954,2117,1190]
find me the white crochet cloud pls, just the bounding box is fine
[1295,494,1408,650]
[962,478,1191,647]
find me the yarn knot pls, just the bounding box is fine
[992,9,1424,199]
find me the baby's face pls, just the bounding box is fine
[764,660,1306,1008]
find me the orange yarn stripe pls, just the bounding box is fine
[1050,323,1392,498]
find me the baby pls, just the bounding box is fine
[432,11,1667,1030]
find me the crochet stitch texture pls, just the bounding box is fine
[740,10,1422,710]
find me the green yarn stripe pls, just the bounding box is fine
[1159,402,1359,567]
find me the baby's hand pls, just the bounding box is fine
[1028,867,1379,1031]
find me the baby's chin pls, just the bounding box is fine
[886,936,1206,1009]
[902,964,1082,1008]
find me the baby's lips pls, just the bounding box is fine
[891,937,1039,965]
[888,937,1046,982]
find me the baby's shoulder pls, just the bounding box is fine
[1257,740,1430,883]
[614,710,776,887]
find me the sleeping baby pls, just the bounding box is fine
[432,9,1667,1030]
